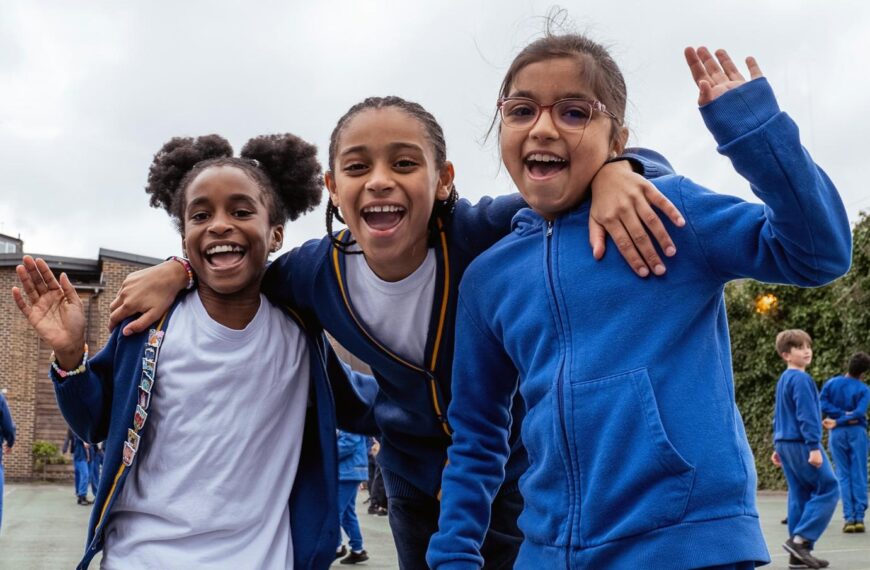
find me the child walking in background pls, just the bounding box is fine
[820,351,870,534]
[773,330,839,568]
[63,428,92,505]
[12,133,375,570]
[0,389,15,534]
[427,34,851,570]
[335,430,370,564]
[107,100,683,568]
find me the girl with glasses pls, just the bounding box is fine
[426,34,851,570]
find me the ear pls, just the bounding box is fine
[270,225,285,253]
[325,171,340,210]
[181,238,188,258]
[436,161,455,201]
[610,126,629,157]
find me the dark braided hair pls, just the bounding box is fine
[145,134,323,233]
[325,96,459,252]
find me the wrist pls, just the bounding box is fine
[51,344,89,378]
[168,256,195,290]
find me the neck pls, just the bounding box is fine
[196,284,261,329]
[787,363,807,372]
[364,237,429,283]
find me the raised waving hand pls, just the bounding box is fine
[12,255,86,369]
[684,47,763,106]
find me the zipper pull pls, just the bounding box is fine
[547,220,554,237]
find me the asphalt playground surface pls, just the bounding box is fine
[1,484,869,569]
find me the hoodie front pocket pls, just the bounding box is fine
[566,368,695,546]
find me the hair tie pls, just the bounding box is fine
[249,158,261,168]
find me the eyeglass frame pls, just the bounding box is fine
[496,96,621,130]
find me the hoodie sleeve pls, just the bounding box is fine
[426,294,518,570]
[677,78,851,286]
[819,380,844,419]
[791,374,823,450]
[838,384,870,426]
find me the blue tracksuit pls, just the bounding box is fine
[820,374,870,522]
[262,151,671,503]
[427,78,851,569]
[337,431,369,552]
[53,293,376,570]
[774,369,840,541]
[0,392,15,532]
[64,430,90,498]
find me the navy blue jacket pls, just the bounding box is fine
[262,150,671,499]
[53,294,376,570]
[429,78,850,569]
[820,375,870,428]
[0,393,14,463]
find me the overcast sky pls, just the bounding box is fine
[2,0,868,262]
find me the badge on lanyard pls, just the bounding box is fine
[127,429,141,452]
[133,405,148,431]
[137,389,151,410]
[122,441,136,466]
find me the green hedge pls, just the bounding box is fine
[726,212,870,489]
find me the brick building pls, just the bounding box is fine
[0,242,160,480]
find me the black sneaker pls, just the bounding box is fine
[783,538,825,569]
[77,496,93,506]
[340,550,369,564]
[855,521,865,533]
[844,521,857,533]
[375,506,387,516]
[781,516,788,525]
[335,545,347,560]
[788,554,810,569]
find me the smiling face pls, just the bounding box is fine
[500,57,626,220]
[783,343,814,370]
[326,107,454,281]
[182,165,283,299]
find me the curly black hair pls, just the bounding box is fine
[325,96,458,252]
[145,133,323,233]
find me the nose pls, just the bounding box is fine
[365,162,394,194]
[529,107,559,141]
[208,211,233,235]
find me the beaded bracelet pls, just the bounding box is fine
[169,256,195,290]
[50,344,89,379]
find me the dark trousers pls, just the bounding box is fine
[369,463,387,509]
[388,485,523,570]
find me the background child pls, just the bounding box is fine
[62,429,92,505]
[335,429,370,564]
[773,329,840,568]
[106,98,681,568]
[11,133,374,569]
[0,389,14,534]
[820,351,870,533]
[426,35,851,570]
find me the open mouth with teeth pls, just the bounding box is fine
[361,204,407,232]
[204,244,246,268]
[525,153,568,180]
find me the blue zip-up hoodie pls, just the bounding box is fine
[820,375,870,428]
[54,294,377,570]
[0,393,14,464]
[262,152,671,499]
[774,369,825,450]
[428,78,851,570]
[338,430,369,482]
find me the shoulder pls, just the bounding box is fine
[460,231,525,295]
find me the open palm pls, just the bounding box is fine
[685,47,764,106]
[12,256,86,364]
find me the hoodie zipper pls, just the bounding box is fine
[545,219,575,566]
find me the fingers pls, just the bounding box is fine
[588,220,607,260]
[58,272,83,311]
[684,47,709,87]
[643,181,685,228]
[697,46,728,85]
[745,56,763,79]
[123,309,161,337]
[620,212,667,276]
[636,199,677,259]
[15,263,41,305]
[11,286,32,318]
[23,255,49,296]
[714,49,745,82]
[607,221,651,278]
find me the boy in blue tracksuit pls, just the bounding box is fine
[336,430,370,564]
[820,351,870,533]
[63,429,92,505]
[0,390,15,533]
[427,39,851,570]
[773,329,840,567]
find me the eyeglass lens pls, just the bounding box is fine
[501,99,594,130]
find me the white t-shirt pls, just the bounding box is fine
[101,291,310,570]
[345,248,436,366]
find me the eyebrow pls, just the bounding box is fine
[507,89,595,101]
[339,141,426,157]
[187,193,260,208]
